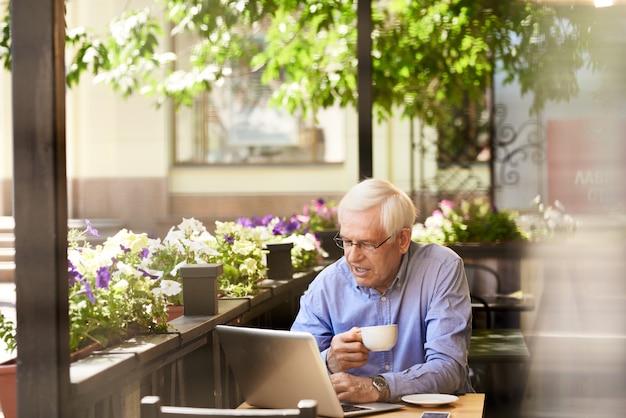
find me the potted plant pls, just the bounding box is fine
[298,198,342,260]
[211,220,269,296]
[412,197,528,246]
[0,311,17,418]
[0,221,176,418]
[515,195,579,242]
[145,217,270,304]
[237,214,325,273]
[67,225,172,353]
[146,217,220,318]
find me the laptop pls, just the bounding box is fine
[216,325,404,418]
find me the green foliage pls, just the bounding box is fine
[66,8,170,99]
[210,221,268,297]
[67,228,170,351]
[0,4,9,71]
[2,1,622,131]
[0,311,16,354]
[412,197,527,244]
[453,199,526,243]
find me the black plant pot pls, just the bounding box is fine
[266,242,294,280]
[179,263,223,315]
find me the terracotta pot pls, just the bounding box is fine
[166,305,184,322]
[0,360,16,418]
[69,342,102,363]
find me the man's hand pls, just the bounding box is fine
[326,327,369,373]
[330,373,381,403]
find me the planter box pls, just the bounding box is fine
[447,242,529,260]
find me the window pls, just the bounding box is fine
[173,69,346,166]
[436,90,492,167]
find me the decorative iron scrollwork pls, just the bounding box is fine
[493,104,546,187]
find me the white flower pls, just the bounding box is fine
[178,217,208,235]
[239,258,260,277]
[105,229,150,253]
[159,279,183,297]
[284,233,317,252]
[187,239,219,255]
[113,279,129,290]
[116,261,143,278]
[232,240,258,256]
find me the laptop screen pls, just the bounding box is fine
[216,325,346,417]
[216,325,404,418]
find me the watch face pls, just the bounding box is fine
[373,376,388,391]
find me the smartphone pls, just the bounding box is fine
[420,412,451,418]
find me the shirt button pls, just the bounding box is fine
[381,296,387,301]
[385,365,390,371]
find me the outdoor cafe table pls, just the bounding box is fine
[242,393,485,418]
[385,394,484,418]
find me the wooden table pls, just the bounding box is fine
[242,394,485,418]
[384,393,485,418]
[471,294,534,313]
[469,329,530,363]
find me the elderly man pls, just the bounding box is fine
[291,178,473,403]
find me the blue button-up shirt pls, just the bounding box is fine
[291,241,473,399]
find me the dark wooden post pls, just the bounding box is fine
[357,0,373,180]
[11,0,69,417]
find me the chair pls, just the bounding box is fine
[140,396,318,418]
[465,262,534,329]
[465,262,501,329]
[465,263,532,409]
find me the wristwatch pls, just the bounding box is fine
[371,375,389,401]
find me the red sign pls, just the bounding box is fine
[547,119,626,213]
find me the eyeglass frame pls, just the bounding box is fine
[333,232,393,252]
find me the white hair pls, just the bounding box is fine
[338,178,417,235]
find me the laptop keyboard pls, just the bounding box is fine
[342,404,371,412]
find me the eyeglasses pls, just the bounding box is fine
[333,232,393,252]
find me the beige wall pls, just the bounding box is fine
[0,0,458,237]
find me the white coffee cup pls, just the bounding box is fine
[360,324,398,352]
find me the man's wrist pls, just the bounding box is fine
[371,375,390,402]
[325,347,335,373]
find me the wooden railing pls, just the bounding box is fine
[68,266,324,418]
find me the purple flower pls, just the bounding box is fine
[68,260,82,286]
[282,220,301,235]
[139,268,158,280]
[140,248,150,259]
[85,219,100,237]
[80,280,95,304]
[224,234,235,244]
[96,266,111,289]
[120,244,131,254]
[237,217,255,228]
